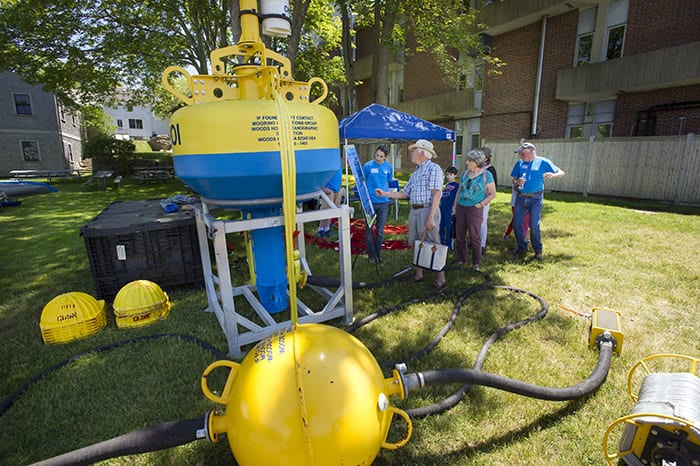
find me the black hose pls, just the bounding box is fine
[404,341,614,401]
[306,266,414,290]
[403,284,549,418]
[31,417,207,466]
[0,333,225,418]
[345,271,551,418]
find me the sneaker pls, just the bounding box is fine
[481,247,486,255]
[513,248,527,257]
[534,252,543,261]
[503,234,510,240]
[368,256,377,264]
[472,264,480,271]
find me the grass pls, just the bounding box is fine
[0,175,698,465]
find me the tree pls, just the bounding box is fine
[338,0,502,111]
[0,0,231,110]
[83,135,135,174]
[1,0,347,114]
[370,0,401,106]
[338,0,358,113]
[290,0,344,105]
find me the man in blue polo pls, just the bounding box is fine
[510,142,565,261]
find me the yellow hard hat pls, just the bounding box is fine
[40,292,106,344]
[112,280,171,329]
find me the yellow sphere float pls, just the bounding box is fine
[201,323,412,465]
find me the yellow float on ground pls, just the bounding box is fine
[40,292,106,344]
[112,280,171,329]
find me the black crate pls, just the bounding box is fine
[81,199,203,300]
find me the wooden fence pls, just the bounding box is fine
[484,134,700,206]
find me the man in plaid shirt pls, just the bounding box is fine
[375,139,447,290]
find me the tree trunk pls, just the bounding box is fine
[229,0,241,42]
[340,0,357,114]
[371,0,399,106]
[288,0,312,73]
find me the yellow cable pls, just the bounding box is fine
[274,91,299,326]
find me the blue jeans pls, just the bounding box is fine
[366,202,388,258]
[439,207,453,248]
[513,194,543,253]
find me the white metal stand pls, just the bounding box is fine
[193,192,353,359]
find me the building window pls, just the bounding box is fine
[575,33,593,65]
[388,68,404,105]
[596,124,612,138]
[566,103,586,139]
[568,126,584,138]
[455,120,464,155]
[473,62,484,91]
[67,143,74,163]
[456,54,483,92]
[574,7,596,66]
[14,94,32,115]
[605,0,628,61]
[128,118,143,129]
[606,24,626,60]
[21,141,40,161]
[593,100,615,137]
[470,133,480,151]
[117,119,123,128]
[59,105,66,122]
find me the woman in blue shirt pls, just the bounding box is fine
[363,145,393,263]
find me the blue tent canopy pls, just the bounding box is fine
[338,103,455,143]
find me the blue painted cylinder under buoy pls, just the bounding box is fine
[245,207,287,313]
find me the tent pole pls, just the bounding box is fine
[344,138,349,206]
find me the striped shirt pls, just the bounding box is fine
[402,160,444,205]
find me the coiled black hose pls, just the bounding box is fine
[345,268,557,418]
[402,284,552,418]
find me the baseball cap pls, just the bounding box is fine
[515,142,536,153]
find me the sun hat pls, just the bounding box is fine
[514,142,536,153]
[408,139,437,159]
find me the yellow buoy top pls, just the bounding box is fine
[112,280,170,317]
[40,292,106,330]
[40,292,107,344]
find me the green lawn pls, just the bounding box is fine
[0,176,698,465]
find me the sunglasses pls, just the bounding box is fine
[466,178,472,190]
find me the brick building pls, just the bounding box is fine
[349,0,700,169]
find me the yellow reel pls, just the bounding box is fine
[603,354,700,465]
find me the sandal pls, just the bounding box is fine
[430,281,448,291]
